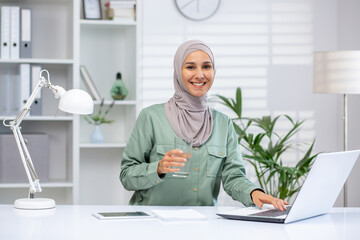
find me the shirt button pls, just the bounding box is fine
[194,168,198,171]
[219,152,223,155]
[193,188,197,192]
[194,147,198,150]
[155,181,159,183]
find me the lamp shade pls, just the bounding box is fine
[314,51,360,94]
[58,89,94,114]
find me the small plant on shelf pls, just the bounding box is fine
[83,99,115,125]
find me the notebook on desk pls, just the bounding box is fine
[217,150,360,224]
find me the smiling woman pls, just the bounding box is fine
[120,40,288,210]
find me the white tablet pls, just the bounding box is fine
[92,211,155,220]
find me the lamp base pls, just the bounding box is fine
[14,198,56,210]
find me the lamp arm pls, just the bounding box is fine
[12,124,41,194]
[2,69,56,195]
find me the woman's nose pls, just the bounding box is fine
[195,69,204,79]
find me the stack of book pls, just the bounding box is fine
[105,0,136,21]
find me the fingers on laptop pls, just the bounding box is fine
[252,191,289,211]
[272,199,288,211]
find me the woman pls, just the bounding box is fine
[120,40,288,210]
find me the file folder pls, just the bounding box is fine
[19,64,30,111]
[30,65,42,116]
[20,8,31,58]
[1,6,11,59]
[0,70,9,115]
[10,6,20,59]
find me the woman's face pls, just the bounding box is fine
[181,50,214,97]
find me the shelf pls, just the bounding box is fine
[93,100,137,105]
[0,116,74,121]
[80,19,136,27]
[0,59,74,64]
[0,182,73,189]
[80,142,127,148]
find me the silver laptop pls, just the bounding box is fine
[217,150,360,224]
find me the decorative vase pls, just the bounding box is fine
[90,125,104,143]
[110,72,128,100]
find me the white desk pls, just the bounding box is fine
[0,205,359,240]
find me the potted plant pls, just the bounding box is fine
[216,87,319,202]
[83,99,115,143]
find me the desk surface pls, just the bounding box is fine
[1,205,359,240]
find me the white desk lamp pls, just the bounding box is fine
[2,69,94,210]
[313,51,360,206]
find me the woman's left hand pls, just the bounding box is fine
[251,190,289,211]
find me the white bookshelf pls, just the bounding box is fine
[0,0,77,205]
[93,100,137,105]
[0,116,74,121]
[0,182,73,189]
[79,142,127,148]
[0,59,74,64]
[80,19,136,26]
[0,0,140,206]
[78,0,140,205]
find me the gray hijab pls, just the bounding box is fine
[164,40,214,147]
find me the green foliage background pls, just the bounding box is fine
[216,88,318,201]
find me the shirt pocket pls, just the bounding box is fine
[206,145,227,177]
[156,144,173,158]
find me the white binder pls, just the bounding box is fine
[1,6,11,59]
[19,64,31,111]
[20,8,31,58]
[30,65,42,116]
[10,6,20,59]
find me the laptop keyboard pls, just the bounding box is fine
[250,206,292,217]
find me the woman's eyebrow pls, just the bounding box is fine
[184,61,212,65]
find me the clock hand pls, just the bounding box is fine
[181,0,195,9]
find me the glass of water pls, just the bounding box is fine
[172,137,192,178]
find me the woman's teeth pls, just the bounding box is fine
[192,82,205,86]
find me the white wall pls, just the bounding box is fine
[337,0,360,207]
[138,0,360,206]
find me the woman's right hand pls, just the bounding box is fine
[157,149,187,175]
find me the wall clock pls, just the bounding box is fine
[175,0,221,21]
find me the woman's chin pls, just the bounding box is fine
[189,90,207,97]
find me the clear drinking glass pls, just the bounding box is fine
[172,137,192,178]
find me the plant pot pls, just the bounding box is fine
[90,125,104,143]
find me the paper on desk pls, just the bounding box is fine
[152,209,207,221]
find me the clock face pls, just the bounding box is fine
[175,0,221,21]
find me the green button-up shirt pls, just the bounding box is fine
[120,104,259,206]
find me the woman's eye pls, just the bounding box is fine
[203,64,212,69]
[186,66,194,69]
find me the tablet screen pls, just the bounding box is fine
[93,211,154,220]
[98,212,149,217]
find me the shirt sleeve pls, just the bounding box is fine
[221,117,261,207]
[120,109,164,191]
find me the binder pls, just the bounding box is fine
[1,6,11,59]
[0,70,10,115]
[20,8,31,58]
[10,6,20,59]
[80,65,102,101]
[30,65,42,116]
[19,64,31,111]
